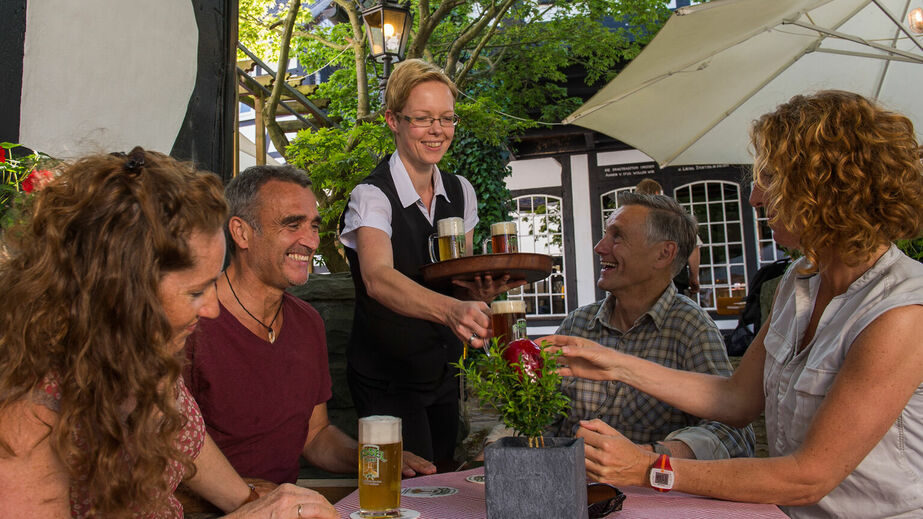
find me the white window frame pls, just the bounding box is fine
[508,194,568,318]
[674,181,749,312]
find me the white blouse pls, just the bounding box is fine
[340,151,478,250]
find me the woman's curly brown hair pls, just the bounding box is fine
[750,90,923,271]
[0,148,227,516]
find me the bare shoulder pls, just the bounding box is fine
[0,398,58,455]
[857,304,923,349]
[818,301,922,388]
[0,399,70,516]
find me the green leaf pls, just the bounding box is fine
[453,338,570,442]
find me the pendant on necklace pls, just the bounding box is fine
[267,328,276,344]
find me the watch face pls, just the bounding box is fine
[650,468,674,490]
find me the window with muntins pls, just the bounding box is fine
[600,187,635,229]
[753,205,789,266]
[675,181,748,312]
[508,194,567,318]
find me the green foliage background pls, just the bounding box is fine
[239,0,675,270]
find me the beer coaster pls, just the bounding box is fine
[465,474,485,484]
[400,486,458,497]
[349,509,419,519]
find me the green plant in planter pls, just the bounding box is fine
[1,143,55,230]
[455,338,570,447]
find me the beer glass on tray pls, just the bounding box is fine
[428,216,465,262]
[482,221,518,254]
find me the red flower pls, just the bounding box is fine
[22,169,54,193]
[0,148,5,163]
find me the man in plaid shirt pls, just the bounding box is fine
[545,193,754,460]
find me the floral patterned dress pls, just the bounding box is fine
[35,375,206,518]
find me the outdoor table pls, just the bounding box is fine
[334,467,789,518]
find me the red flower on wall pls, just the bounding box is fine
[22,170,54,193]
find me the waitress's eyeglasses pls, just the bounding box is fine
[395,113,460,128]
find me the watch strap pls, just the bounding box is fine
[651,441,673,457]
[649,454,674,492]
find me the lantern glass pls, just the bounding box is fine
[362,2,411,63]
[909,7,923,35]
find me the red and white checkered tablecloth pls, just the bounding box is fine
[334,467,788,518]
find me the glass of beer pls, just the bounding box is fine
[428,216,465,262]
[482,221,519,254]
[490,299,527,346]
[358,415,402,518]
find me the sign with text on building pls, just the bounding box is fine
[596,162,730,180]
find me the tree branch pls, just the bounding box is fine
[262,0,300,159]
[291,28,350,51]
[445,0,513,78]
[408,0,465,59]
[454,0,516,89]
[335,0,371,120]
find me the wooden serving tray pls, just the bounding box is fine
[421,253,553,291]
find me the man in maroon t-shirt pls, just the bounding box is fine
[184,165,435,490]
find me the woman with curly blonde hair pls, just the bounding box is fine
[0,148,336,518]
[542,91,923,518]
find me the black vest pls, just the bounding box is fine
[339,157,464,384]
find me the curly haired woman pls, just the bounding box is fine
[542,91,923,518]
[0,148,336,518]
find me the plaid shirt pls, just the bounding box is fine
[548,284,754,460]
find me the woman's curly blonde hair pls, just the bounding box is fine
[0,148,227,516]
[750,90,923,271]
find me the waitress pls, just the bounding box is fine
[339,59,522,469]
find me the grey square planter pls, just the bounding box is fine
[484,436,588,519]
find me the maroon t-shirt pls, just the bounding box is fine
[184,293,332,484]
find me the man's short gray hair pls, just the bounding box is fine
[224,165,313,253]
[616,192,698,277]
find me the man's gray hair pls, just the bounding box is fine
[224,165,313,252]
[616,192,698,276]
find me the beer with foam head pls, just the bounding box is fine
[490,221,518,254]
[358,416,402,518]
[428,217,465,262]
[482,221,519,254]
[490,300,527,346]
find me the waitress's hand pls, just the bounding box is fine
[453,273,528,303]
[227,484,337,519]
[447,299,490,348]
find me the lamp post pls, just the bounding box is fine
[361,1,413,97]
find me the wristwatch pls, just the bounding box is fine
[649,454,675,492]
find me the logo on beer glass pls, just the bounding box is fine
[490,299,527,346]
[482,221,518,254]
[358,416,403,518]
[428,216,466,263]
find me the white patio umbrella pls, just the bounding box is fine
[563,0,923,166]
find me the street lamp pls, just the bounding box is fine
[909,7,923,34]
[361,1,413,93]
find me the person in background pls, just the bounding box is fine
[635,178,701,295]
[338,59,523,470]
[544,90,923,518]
[185,165,434,491]
[0,148,336,518]
[546,192,753,460]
